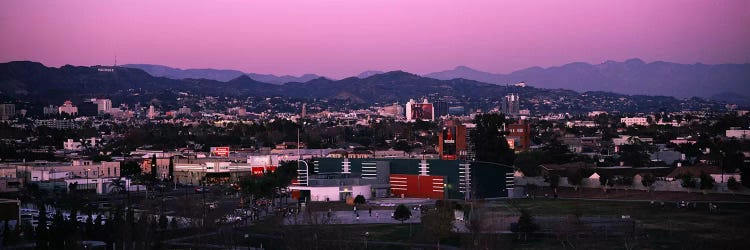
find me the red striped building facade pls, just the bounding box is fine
[389,174,445,199]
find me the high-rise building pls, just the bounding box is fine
[448,106,465,116]
[507,120,531,152]
[377,103,404,118]
[301,103,307,117]
[502,93,520,117]
[178,106,192,115]
[58,100,78,116]
[0,104,15,120]
[148,105,157,119]
[43,105,58,116]
[438,121,468,160]
[434,100,448,117]
[406,98,434,122]
[92,98,112,114]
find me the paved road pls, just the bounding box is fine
[284,209,422,225]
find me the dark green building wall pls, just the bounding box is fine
[313,158,513,199]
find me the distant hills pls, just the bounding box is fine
[122,64,323,84]
[425,59,750,100]
[0,61,508,104]
[0,60,741,111]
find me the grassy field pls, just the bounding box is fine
[504,199,750,249]
[195,199,750,249]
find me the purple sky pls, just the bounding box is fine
[1,0,749,78]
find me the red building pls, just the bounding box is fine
[389,174,445,199]
[507,121,531,152]
[438,123,467,160]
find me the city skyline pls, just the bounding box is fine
[1,0,749,78]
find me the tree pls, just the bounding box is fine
[150,154,158,178]
[393,204,412,223]
[121,161,142,178]
[168,157,174,181]
[618,144,651,167]
[471,113,515,165]
[599,175,610,187]
[514,209,539,241]
[547,174,560,195]
[679,174,697,188]
[393,140,412,153]
[728,177,740,191]
[641,173,656,191]
[89,154,112,162]
[36,204,49,249]
[158,214,168,230]
[567,168,587,190]
[741,166,750,189]
[421,200,455,247]
[514,151,543,177]
[169,217,178,230]
[353,195,366,205]
[699,172,715,190]
[109,177,125,194]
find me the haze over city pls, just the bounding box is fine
[2,0,749,78]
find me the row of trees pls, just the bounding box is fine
[238,161,298,206]
[2,203,180,249]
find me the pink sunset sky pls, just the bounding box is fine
[1,0,749,78]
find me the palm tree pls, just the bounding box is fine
[109,177,126,199]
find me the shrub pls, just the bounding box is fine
[728,177,740,190]
[699,172,715,190]
[354,195,366,204]
[679,174,697,188]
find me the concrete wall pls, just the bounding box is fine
[290,185,372,202]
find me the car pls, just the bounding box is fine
[195,187,210,193]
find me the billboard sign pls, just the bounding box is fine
[411,103,434,121]
[211,147,230,157]
[442,127,457,160]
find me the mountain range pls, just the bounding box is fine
[0,60,746,109]
[122,64,323,84]
[123,59,750,103]
[425,59,750,100]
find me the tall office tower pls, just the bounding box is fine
[406,98,434,122]
[502,93,520,117]
[0,104,15,120]
[94,98,112,114]
[434,100,448,117]
[148,105,157,119]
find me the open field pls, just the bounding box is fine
[542,186,750,202]
[182,198,750,249]
[503,199,750,249]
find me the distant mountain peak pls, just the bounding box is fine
[357,70,384,79]
[625,58,645,65]
[229,74,256,82]
[425,59,750,98]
